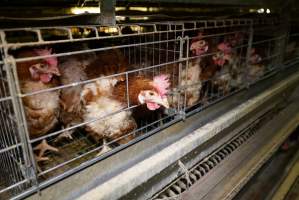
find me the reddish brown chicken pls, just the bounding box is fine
[247,48,265,83]
[59,48,170,155]
[196,40,229,99]
[166,32,210,108]
[224,33,245,89]
[59,49,128,138]
[81,74,170,155]
[16,48,61,162]
[58,52,95,139]
[193,31,224,83]
[85,49,128,81]
[211,42,234,94]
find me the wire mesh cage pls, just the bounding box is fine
[0,16,290,199]
[285,19,299,65]
[0,51,34,198]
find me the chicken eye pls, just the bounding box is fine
[214,53,220,58]
[198,40,205,46]
[40,64,47,69]
[149,91,155,96]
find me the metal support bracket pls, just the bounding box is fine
[245,21,254,88]
[100,0,116,26]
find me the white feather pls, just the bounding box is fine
[82,77,135,139]
[22,81,59,110]
[83,96,133,137]
[81,78,118,102]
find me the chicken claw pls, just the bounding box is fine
[34,139,58,162]
[35,155,50,163]
[55,125,74,142]
[96,139,112,156]
[56,131,73,141]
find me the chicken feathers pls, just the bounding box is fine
[16,48,61,162]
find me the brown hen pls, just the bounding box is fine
[59,48,170,155]
[16,48,60,162]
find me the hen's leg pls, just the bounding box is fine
[35,155,49,162]
[201,88,209,105]
[58,131,73,140]
[34,139,58,162]
[96,139,112,156]
[55,125,74,142]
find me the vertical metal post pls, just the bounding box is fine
[126,73,130,108]
[6,57,41,194]
[177,36,186,120]
[245,20,254,88]
[100,0,116,26]
[280,16,291,68]
[183,36,190,113]
[280,0,293,67]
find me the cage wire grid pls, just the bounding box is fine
[0,16,295,199]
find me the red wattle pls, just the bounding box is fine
[146,102,160,110]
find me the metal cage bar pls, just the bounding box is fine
[0,16,292,199]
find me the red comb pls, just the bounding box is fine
[34,48,58,67]
[153,74,170,97]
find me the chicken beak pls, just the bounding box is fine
[150,96,170,109]
[48,66,61,76]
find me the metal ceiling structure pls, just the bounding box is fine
[0,0,294,9]
[0,0,291,28]
[0,0,290,6]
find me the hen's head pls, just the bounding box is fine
[190,32,209,56]
[212,42,232,66]
[137,74,170,110]
[226,32,244,47]
[29,48,60,83]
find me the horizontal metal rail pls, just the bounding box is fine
[0,18,278,49]
[0,143,21,154]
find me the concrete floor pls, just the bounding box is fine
[234,131,299,200]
